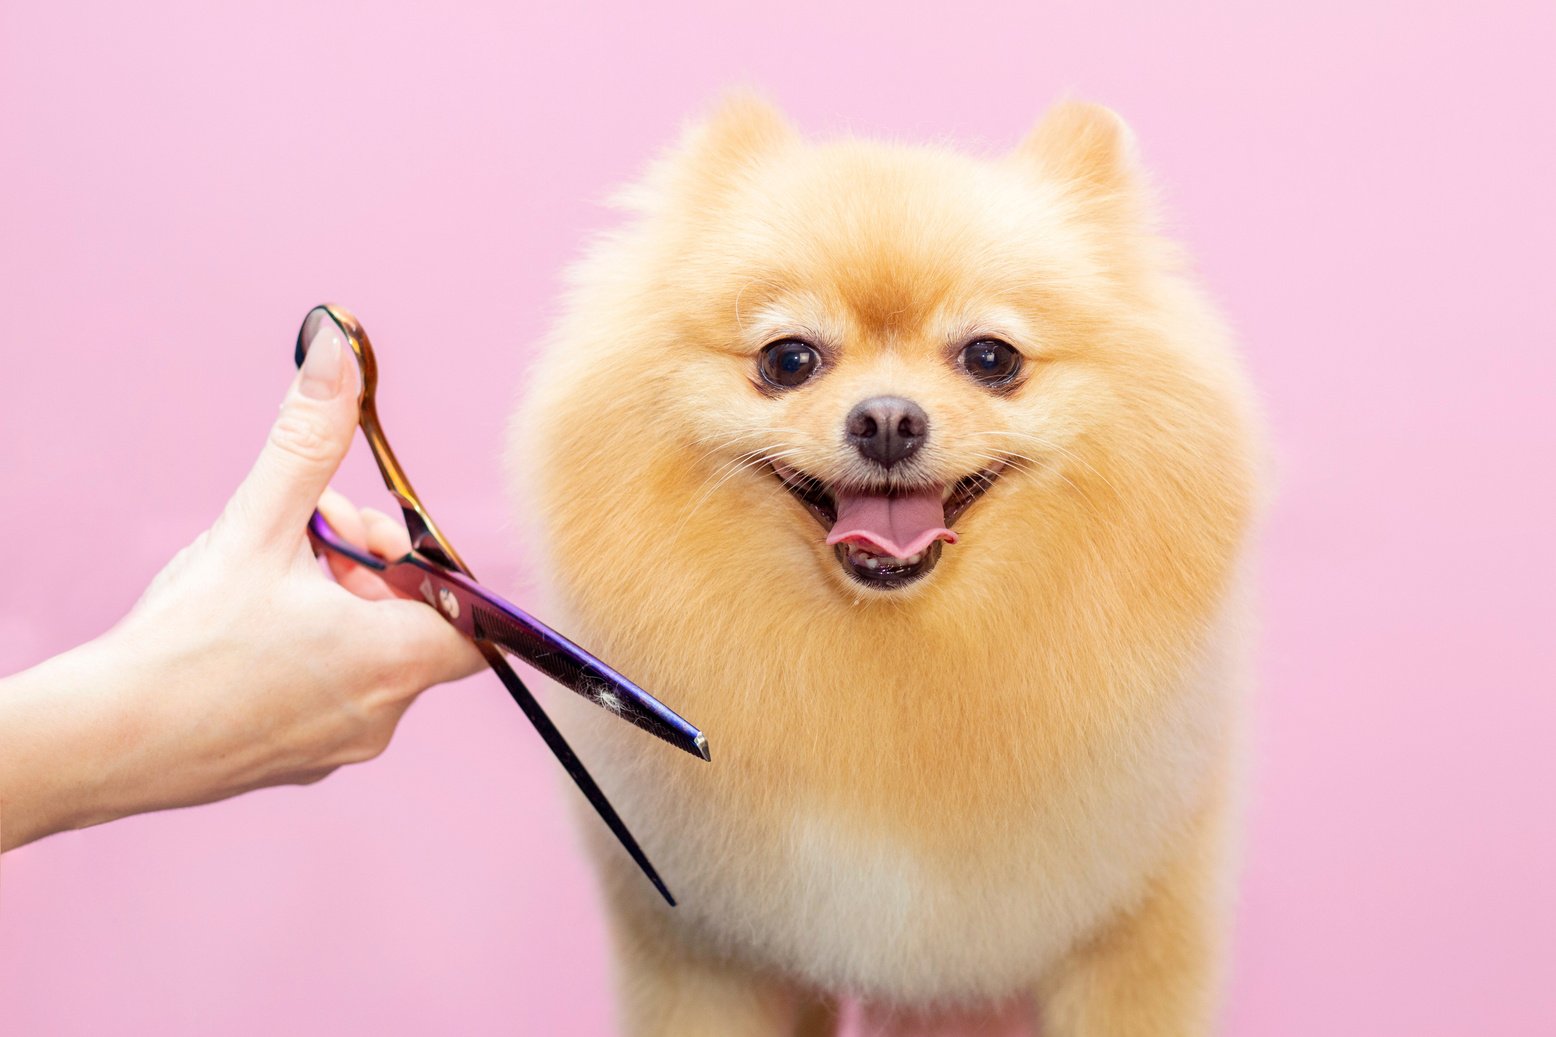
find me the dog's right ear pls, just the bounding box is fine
[620,91,796,212]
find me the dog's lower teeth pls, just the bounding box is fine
[837,540,941,586]
[849,548,921,569]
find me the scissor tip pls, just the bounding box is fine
[648,871,677,907]
[694,733,711,763]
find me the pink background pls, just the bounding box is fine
[2,2,1552,1034]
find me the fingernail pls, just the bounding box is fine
[299,322,344,400]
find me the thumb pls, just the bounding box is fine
[222,320,361,553]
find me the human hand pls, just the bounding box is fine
[0,321,483,850]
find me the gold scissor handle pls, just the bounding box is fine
[295,303,470,575]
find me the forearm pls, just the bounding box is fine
[0,635,145,851]
[0,617,313,853]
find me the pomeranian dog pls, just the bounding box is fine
[510,94,1263,1036]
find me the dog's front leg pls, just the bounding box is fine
[607,905,838,1037]
[1036,789,1236,1037]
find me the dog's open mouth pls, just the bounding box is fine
[772,462,1003,588]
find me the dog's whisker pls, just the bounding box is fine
[672,451,772,531]
[955,447,1102,515]
[670,446,807,543]
[964,429,1125,501]
[695,428,811,460]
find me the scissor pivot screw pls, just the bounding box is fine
[437,587,460,619]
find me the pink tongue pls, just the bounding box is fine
[825,485,958,558]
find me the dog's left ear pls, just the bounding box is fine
[1013,101,1149,220]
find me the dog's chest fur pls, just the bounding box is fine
[549,588,1242,1004]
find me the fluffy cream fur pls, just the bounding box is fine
[508,94,1264,1037]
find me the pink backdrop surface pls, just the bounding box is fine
[2,2,1552,1034]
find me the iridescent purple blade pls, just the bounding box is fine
[306,513,707,760]
[391,561,706,762]
[457,577,708,762]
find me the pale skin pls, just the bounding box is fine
[0,323,482,852]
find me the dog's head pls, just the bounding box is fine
[522,95,1257,611]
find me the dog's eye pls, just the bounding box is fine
[960,339,1021,387]
[759,339,821,389]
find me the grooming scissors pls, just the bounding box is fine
[295,303,707,906]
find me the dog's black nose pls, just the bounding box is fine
[845,396,928,468]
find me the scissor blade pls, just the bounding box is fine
[476,643,676,906]
[470,596,710,762]
[400,558,710,763]
[306,512,710,763]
